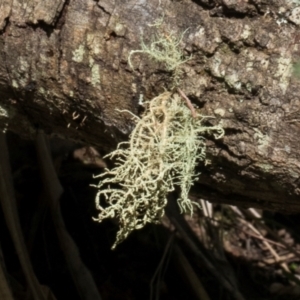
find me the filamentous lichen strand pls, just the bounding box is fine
[93,92,224,249]
[128,28,191,85]
[93,22,224,249]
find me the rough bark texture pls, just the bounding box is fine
[0,0,300,212]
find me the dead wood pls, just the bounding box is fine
[0,0,300,212]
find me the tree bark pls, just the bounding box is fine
[1,0,300,212]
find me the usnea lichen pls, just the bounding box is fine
[93,23,224,249]
[93,92,224,249]
[128,28,191,85]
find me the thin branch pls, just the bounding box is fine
[177,88,196,118]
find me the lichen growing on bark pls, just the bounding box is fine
[93,22,224,249]
[128,27,191,85]
[93,92,224,249]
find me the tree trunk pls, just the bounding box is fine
[1,0,300,212]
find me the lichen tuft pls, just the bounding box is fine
[128,28,191,86]
[92,92,224,249]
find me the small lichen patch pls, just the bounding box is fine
[253,128,272,157]
[39,87,45,94]
[89,57,94,68]
[225,72,241,90]
[275,57,292,77]
[0,105,9,118]
[214,108,226,117]
[72,45,85,63]
[19,56,30,72]
[12,80,19,89]
[275,56,292,94]
[255,163,273,172]
[91,64,101,87]
[288,7,300,25]
[210,53,226,78]
[241,24,251,40]
[128,28,191,85]
[114,23,126,36]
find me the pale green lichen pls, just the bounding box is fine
[93,92,224,249]
[91,64,100,87]
[12,80,19,89]
[0,105,9,118]
[72,45,85,63]
[93,23,224,249]
[128,28,191,85]
[275,56,292,94]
